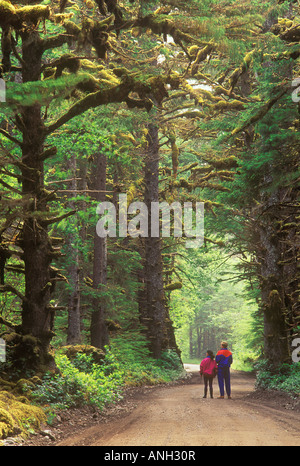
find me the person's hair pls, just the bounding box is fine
[221,341,228,348]
[207,350,214,360]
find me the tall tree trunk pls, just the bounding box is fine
[67,247,81,345]
[66,154,81,345]
[140,123,180,359]
[256,188,291,365]
[19,31,56,371]
[90,152,109,349]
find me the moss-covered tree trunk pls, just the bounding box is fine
[66,153,81,345]
[18,30,56,372]
[256,186,293,366]
[140,123,180,359]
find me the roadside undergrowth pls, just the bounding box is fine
[0,343,185,440]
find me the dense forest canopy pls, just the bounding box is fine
[0,0,299,383]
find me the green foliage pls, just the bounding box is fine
[170,246,261,368]
[111,335,184,385]
[1,0,299,410]
[4,74,93,111]
[31,346,184,412]
[31,349,124,410]
[255,361,300,396]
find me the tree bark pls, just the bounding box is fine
[189,324,194,359]
[256,188,291,365]
[139,123,173,358]
[90,152,109,349]
[66,153,81,345]
[19,31,56,371]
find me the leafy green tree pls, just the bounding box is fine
[0,0,183,371]
[1,0,299,375]
[190,0,300,365]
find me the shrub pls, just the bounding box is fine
[255,360,300,396]
[31,346,185,412]
[31,350,124,410]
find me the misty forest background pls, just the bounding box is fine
[0,0,299,437]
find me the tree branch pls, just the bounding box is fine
[43,209,76,226]
[45,82,131,135]
[41,33,72,53]
[0,315,18,330]
[0,284,26,302]
[0,129,23,147]
[230,85,289,138]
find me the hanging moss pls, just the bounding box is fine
[64,19,81,37]
[77,15,115,59]
[165,282,182,291]
[0,1,50,28]
[188,45,199,57]
[228,49,254,92]
[135,13,202,49]
[191,44,214,75]
[53,54,81,78]
[209,156,238,169]
[211,99,245,112]
[171,140,179,177]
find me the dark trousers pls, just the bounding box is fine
[203,375,214,397]
[217,366,231,396]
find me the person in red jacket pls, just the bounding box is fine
[200,350,218,398]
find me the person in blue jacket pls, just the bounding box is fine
[215,341,233,399]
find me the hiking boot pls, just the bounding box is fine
[217,396,224,399]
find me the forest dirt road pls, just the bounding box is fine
[55,366,300,447]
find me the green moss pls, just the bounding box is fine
[0,1,16,27]
[17,5,50,23]
[211,99,245,112]
[15,379,36,395]
[0,1,50,28]
[64,20,81,36]
[188,45,199,57]
[0,408,14,428]
[0,390,46,439]
[60,344,105,364]
[0,422,11,438]
[165,282,183,291]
